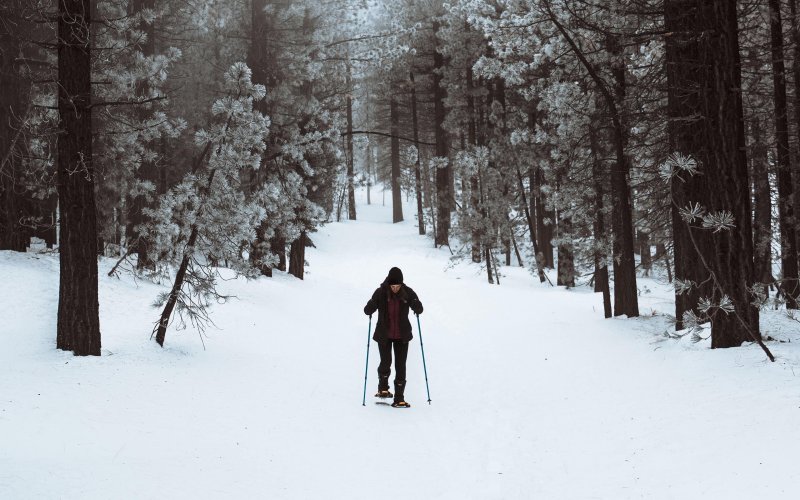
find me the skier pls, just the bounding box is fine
[363,267,423,408]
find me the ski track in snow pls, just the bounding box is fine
[1,191,800,500]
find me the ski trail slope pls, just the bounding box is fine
[1,193,799,499]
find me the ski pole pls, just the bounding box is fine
[362,315,372,406]
[417,314,431,404]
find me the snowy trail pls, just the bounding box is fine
[2,193,799,499]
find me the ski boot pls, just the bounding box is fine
[375,375,393,399]
[391,381,409,408]
[375,389,393,399]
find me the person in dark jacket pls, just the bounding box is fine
[363,267,423,408]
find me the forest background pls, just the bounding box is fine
[2,0,800,359]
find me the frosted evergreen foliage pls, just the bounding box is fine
[144,63,270,333]
[93,0,186,251]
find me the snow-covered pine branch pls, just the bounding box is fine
[149,62,269,347]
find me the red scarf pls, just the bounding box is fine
[387,292,402,340]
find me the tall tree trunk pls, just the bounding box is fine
[390,93,403,223]
[155,202,207,346]
[590,125,612,317]
[557,216,575,288]
[526,110,550,276]
[366,142,372,205]
[750,118,772,291]
[0,3,30,252]
[247,0,289,277]
[288,230,307,279]
[788,0,800,297]
[410,72,424,234]
[547,5,637,316]
[515,109,546,282]
[466,65,481,262]
[272,236,286,272]
[0,38,34,239]
[57,0,101,356]
[346,60,356,220]
[533,166,554,268]
[156,129,223,345]
[768,0,799,308]
[485,246,494,285]
[128,0,157,269]
[288,231,306,279]
[288,6,314,280]
[154,168,218,346]
[516,168,547,283]
[665,0,765,352]
[248,0,272,276]
[478,162,492,284]
[494,77,512,268]
[528,108,556,269]
[433,21,450,247]
[665,0,710,329]
[608,35,639,318]
[365,87,372,206]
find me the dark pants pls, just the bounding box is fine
[377,340,409,401]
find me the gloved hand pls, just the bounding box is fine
[410,300,423,315]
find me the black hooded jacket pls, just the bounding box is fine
[363,280,423,342]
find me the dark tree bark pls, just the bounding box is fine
[607,35,640,318]
[155,138,219,346]
[545,2,638,316]
[346,60,356,220]
[56,0,101,356]
[247,0,290,277]
[516,168,547,283]
[533,166,554,268]
[476,128,492,285]
[466,65,481,262]
[788,0,800,296]
[547,5,639,317]
[251,220,272,277]
[768,0,799,308]
[493,77,512,268]
[557,216,575,288]
[590,125,612,317]
[0,50,26,252]
[515,110,546,282]
[288,231,306,279]
[483,79,501,283]
[665,0,710,330]
[750,119,772,291]
[366,141,372,205]
[410,72,424,235]
[527,106,553,268]
[247,0,273,276]
[390,93,403,223]
[0,2,30,252]
[432,21,450,247]
[665,0,766,353]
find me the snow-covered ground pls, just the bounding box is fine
[2,191,799,499]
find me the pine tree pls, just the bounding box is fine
[56,0,101,356]
[152,62,269,346]
[767,0,799,308]
[665,0,769,354]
